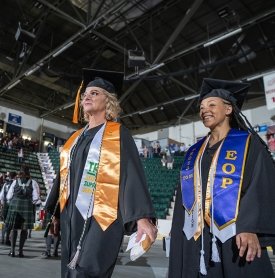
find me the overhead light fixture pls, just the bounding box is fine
[25,65,40,76]
[184,94,199,101]
[128,50,146,68]
[15,22,36,45]
[138,107,158,115]
[246,70,275,81]
[52,41,74,58]
[61,102,74,110]
[203,27,242,48]
[7,79,21,90]
[139,63,165,76]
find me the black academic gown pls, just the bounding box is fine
[168,133,275,278]
[46,124,155,278]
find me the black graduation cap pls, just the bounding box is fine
[72,69,124,124]
[198,78,250,109]
[82,68,124,95]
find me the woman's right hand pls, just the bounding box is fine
[236,232,261,262]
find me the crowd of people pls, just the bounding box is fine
[0,132,39,153]
[142,142,187,161]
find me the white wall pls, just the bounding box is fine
[134,130,158,141]
[250,105,275,126]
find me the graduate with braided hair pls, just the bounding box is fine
[169,78,275,278]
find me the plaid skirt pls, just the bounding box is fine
[2,203,9,221]
[5,197,34,230]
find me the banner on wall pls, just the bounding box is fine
[263,72,275,110]
[8,113,22,126]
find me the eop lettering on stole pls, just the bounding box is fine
[221,150,237,189]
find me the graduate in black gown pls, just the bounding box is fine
[169,78,275,278]
[46,69,157,278]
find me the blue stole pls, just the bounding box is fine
[181,129,250,241]
[180,137,206,213]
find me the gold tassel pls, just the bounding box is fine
[72,81,83,124]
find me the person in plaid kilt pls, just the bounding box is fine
[0,171,17,245]
[5,166,40,257]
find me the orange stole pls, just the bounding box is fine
[60,129,83,211]
[93,121,120,231]
[59,121,121,231]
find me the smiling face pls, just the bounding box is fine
[199,97,232,130]
[81,86,107,118]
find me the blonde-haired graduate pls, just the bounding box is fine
[46,69,157,278]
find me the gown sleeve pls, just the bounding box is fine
[118,125,156,234]
[44,173,60,218]
[236,134,275,246]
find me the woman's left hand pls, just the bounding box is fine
[236,232,261,262]
[136,218,158,243]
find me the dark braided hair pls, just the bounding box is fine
[230,103,275,165]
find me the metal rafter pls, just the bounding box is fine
[37,0,86,28]
[143,81,169,121]
[153,0,204,64]
[159,82,182,116]
[0,0,128,96]
[14,4,53,77]
[176,99,196,125]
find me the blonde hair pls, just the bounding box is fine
[81,88,122,122]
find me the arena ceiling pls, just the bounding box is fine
[0,0,275,134]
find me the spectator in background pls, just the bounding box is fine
[29,176,41,238]
[2,139,8,152]
[47,143,53,153]
[161,155,167,167]
[179,143,186,154]
[143,145,148,158]
[5,166,40,257]
[0,172,5,190]
[166,154,174,170]
[41,213,60,258]
[7,139,13,152]
[267,134,275,152]
[174,144,180,155]
[0,172,17,245]
[17,147,24,164]
[148,144,154,158]
[156,142,161,157]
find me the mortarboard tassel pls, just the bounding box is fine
[67,245,81,269]
[72,81,83,124]
[211,236,221,262]
[200,250,207,275]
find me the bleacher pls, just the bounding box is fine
[44,152,185,219]
[142,156,184,219]
[48,149,60,172]
[0,147,47,201]
[0,144,184,218]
